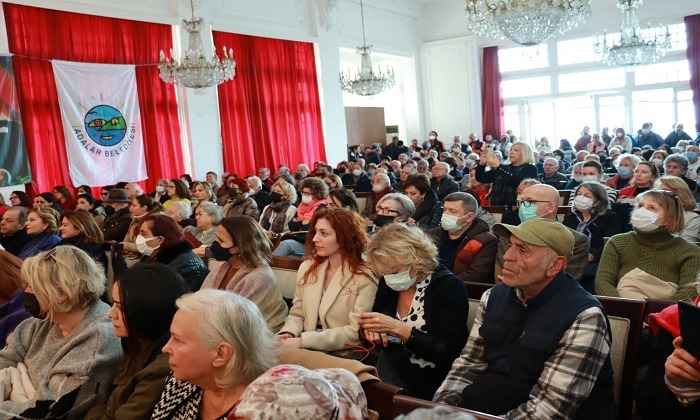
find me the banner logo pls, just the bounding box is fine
[84,104,127,147]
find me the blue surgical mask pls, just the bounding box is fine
[518,201,539,223]
[618,166,633,178]
[687,152,698,162]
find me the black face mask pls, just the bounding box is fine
[270,191,284,203]
[374,215,396,228]
[21,292,44,319]
[209,240,233,262]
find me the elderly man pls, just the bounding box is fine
[430,162,460,200]
[664,154,697,191]
[665,123,692,147]
[431,193,497,284]
[257,167,273,190]
[341,161,372,193]
[124,182,143,200]
[435,218,614,419]
[101,189,132,242]
[540,157,568,189]
[0,206,29,255]
[247,175,272,210]
[495,184,589,281]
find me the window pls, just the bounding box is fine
[557,36,598,66]
[677,90,696,134]
[634,60,690,86]
[632,89,674,134]
[554,96,594,141]
[668,23,688,52]
[503,105,521,138]
[558,68,626,93]
[598,96,626,132]
[498,45,548,73]
[501,76,551,98]
[528,100,556,142]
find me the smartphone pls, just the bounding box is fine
[679,300,700,359]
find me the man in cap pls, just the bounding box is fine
[435,218,614,419]
[101,188,132,242]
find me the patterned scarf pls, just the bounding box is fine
[296,198,330,223]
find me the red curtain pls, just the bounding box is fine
[213,31,326,177]
[3,3,183,192]
[481,46,504,139]
[686,14,700,135]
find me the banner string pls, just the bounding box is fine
[0,52,163,67]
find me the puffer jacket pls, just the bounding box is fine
[152,241,208,291]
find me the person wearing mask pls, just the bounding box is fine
[372,193,416,230]
[0,207,29,256]
[259,178,297,237]
[432,193,497,284]
[686,144,700,181]
[495,184,589,282]
[101,189,133,243]
[323,174,344,191]
[539,157,568,189]
[8,191,31,208]
[222,177,259,220]
[587,133,607,155]
[257,167,273,190]
[278,208,377,354]
[359,223,468,400]
[85,263,188,420]
[165,199,195,229]
[59,210,107,270]
[575,126,592,151]
[52,185,76,211]
[329,188,360,213]
[564,161,585,190]
[124,182,144,201]
[434,218,614,419]
[216,174,239,205]
[75,193,107,226]
[655,176,700,245]
[151,179,170,204]
[272,177,330,257]
[563,182,621,292]
[619,161,658,200]
[162,179,191,212]
[151,290,277,419]
[650,150,669,173]
[186,201,223,257]
[18,207,61,259]
[475,142,538,223]
[596,190,700,300]
[341,162,372,193]
[430,162,459,200]
[426,130,444,153]
[363,173,393,219]
[201,216,288,332]
[0,246,123,418]
[637,122,664,149]
[121,194,162,267]
[663,154,697,191]
[607,153,641,190]
[403,174,443,230]
[136,214,209,291]
[566,160,619,205]
[246,176,272,211]
[609,128,634,153]
[665,123,692,147]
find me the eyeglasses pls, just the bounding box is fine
[376,206,400,215]
[516,199,549,207]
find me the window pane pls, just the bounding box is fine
[559,68,626,93]
[502,76,551,99]
[677,90,696,135]
[528,100,556,144]
[632,89,674,134]
[498,45,548,73]
[634,60,690,86]
[599,96,626,132]
[503,105,520,138]
[557,37,598,65]
[668,23,687,52]
[554,96,594,141]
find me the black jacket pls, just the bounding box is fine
[101,207,132,242]
[540,172,568,189]
[372,266,469,399]
[0,229,31,256]
[251,190,272,211]
[413,190,443,229]
[152,241,208,291]
[341,173,372,193]
[60,237,108,274]
[475,163,538,206]
[665,130,692,147]
[430,176,460,201]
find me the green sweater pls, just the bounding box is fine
[595,229,700,301]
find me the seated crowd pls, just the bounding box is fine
[0,122,698,419]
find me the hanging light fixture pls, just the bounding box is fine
[339,0,395,96]
[594,0,671,69]
[158,0,236,89]
[464,0,592,46]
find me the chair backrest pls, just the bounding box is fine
[392,395,504,420]
[362,380,401,420]
[464,282,492,301]
[270,256,302,300]
[356,196,368,214]
[597,296,645,420]
[467,299,480,332]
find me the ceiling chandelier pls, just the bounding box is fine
[594,0,671,69]
[158,0,236,89]
[464,0,592,46]
[339,0,395,96]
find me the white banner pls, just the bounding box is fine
[52,60,147,186]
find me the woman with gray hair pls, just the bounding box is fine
[373,192,415,229]
[150,289,277,420]
[165,199,194,229]
[185,201,222,257]
[0,246,122,417]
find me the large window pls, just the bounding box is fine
[499,21,693,144]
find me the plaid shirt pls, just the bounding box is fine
[434,289,611,420]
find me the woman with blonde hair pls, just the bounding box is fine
[359,223,468,399]
[279,207,377,353]
[59,210,107,270]
[259,178,297,236]
[0,246,122,417]
[655,175,700,244]
[18,206,61,259]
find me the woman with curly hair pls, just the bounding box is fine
[278,207,377,353]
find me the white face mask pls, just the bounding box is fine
[383,270,415,291]
[429,135,437,140]
[573,195,594,211]
[301,194,313,204]
[580,175,599,182]
[156,185,165,193]
[135,234,160,256]
[630,207,660,232]
[352,169,362,177]
[441,214,462,231]
[372,183,385,193]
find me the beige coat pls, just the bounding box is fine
[280,259,377,352]
[202,260,288,332]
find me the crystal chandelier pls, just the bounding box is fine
[158,0,236,89]
[464,0,592,46]
[339,0,395,96]
[594,0,671,69]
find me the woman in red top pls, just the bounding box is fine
[52,185,76,210]
[618,161,658,200]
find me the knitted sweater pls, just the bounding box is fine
[595,230,700,301]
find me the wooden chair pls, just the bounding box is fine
[558,189,573,206]
[362,380,401,420]
[392,395,504,419]
[597,296,646,420]
[643,299,675,323]
[354,191,372,215]
[270,256,302,301]
[463,281,492,301]
[467,299,480,332]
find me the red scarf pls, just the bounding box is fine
[296,198,330,223]
[649,296,700,338]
